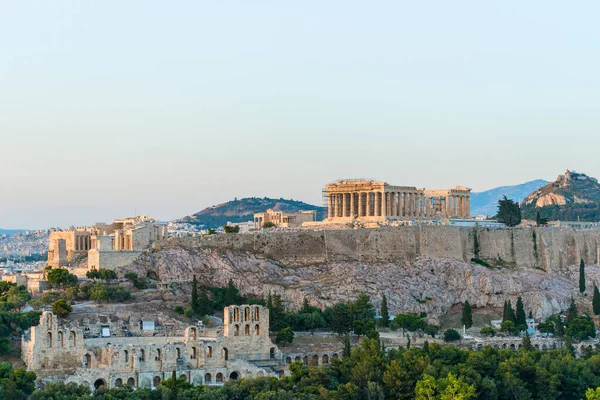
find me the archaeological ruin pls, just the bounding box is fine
[22,305,341,390]
[253,209,317,229]
[47,215,167,270]
[324,179,471,222]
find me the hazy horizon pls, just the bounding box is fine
[2,1,599,229]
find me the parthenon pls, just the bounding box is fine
[324,179,471,221]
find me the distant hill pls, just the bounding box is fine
[521,170,600,221]
[470,179,548,216]
[179,197,326,228]
[0,229,26,236]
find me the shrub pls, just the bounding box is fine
[480,326,496,337]
[174,306,185,315]
[444,329,461,342]
[424,324,440,338]
[51,299,72,317]
[276,327,295,345]
[471,258,492,268]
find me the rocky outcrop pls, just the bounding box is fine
[126,227,600,322]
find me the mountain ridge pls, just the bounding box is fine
[470,179,548,216]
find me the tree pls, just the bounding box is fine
[343,333,351,358]
[51,299,72,317]
[262,222,276,229]
[522,332,533,351]
[580,259,586,293]
[424,324,440,338]
[393,314,426,332]
[223,225,240,233]
[480,326,495,337]
[86,269,101,280]
[170,370,177,400]
[444,329,461,342]
[515,296,527,329]
[380,294,389,328]
[47,268,78,288]
[500,320,516,335]
[566,297,578,323]
[593,285,600,315]
[275,327,294,345]
[191,275,199,316]
[461,301,473,329]
[536,212,548,227]
[415,373,476,400]
[495,196,522,227]
[503,300,516,323]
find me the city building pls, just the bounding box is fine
[254,209,317,229]
[324,179,471,222]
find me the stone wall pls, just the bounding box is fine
[88,250,143,270]
[195,226,600,271]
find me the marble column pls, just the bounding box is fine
[375,192,381,217]
[399,193,404,217]
[367,192,372,216]
[336,194,341,217]
[420,195,425,217]
[390,192,396,216]
[358,192,363,217]
[454,196,459,217]
[349,192,355,218]
[407,193,413,217]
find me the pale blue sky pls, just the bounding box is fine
[2,1,600,228]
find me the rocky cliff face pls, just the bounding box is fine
[126,227,600,323]
[521,170,600,221]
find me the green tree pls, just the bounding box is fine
[444,329,461,342]
[223,225,240,233]
[191,275,199,316]
[480,326,495,337]
[580,259,586,293]
[275,327,294,345]
[47,268,78,288]
[515,296,527,329]
[461,301,472,329]
[415,373,476,400]
[331,303,352,335]
[503,300,516,323]
[343,333,351,358]
[393,313,426,332]
[593,285,600,315]
[566,297,578,323]
[51,299,72,317]
[86,269,101,280]
[522,331,533,351]
[424,324,440,338]
[380,294,389,328]
[500,320,516,335]
[536,212,548,226]
[496,196,522,227]
[170,370,177,400]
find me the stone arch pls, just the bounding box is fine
[501,343,507,349]
[205,373,212,383]
[234,307,240,321]
[46,332,52,348]
[510,344,516,350]
[542,344,548,351]
[230,371,239,380]
[322,354,329,364]
[244,307,250,321]
[147,271,158,280]
[127,377,135,387]
[294,356,301,362]
[270,347,275,359]
[179,374,187,381]
[255,324,260,335]
[115,378,123,387]
[153,376,161,387]
[207,346,212,358]
[156,348,162,360]
[216,372,224,383]
[312,354,319,365]
[235,324,240,336]
[303,356,309,366]
[535,344,540,349]
[285,357,292,364]
[255,306,260,320]
[332,353,339,359]
[222,347,229,360]
[69,331,76,347]
[245,325,250,336]
[57,331,64,347]
[94,379,106,390]
[190,327,197,340]
[257,371,265,377]
[84,354,91,368]
[191,347,197,359]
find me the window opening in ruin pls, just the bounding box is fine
[127,377,135,387]
[312,354,319,365]
[70,331,76,347]
[255,307,259,320]
[46,332,52,348]
[206,346,212,358]
[94,379,106,390]
[180,374,187,381]
[191,347,197,359]
[235,325,240,336]
[153,376,161,387]
[57,331,63,347]
[115,378,123,386]
[244,307,249,321]
[285,357,292,364]
[255,324,260,335]
[84,354,91,368]
[205,373,212,383]
[234,308,239,321]
[46,314,52,329]
[322,354,329,364]
[332,353,338,359]
[190,328,197,340]
[140,349,145,361]
[270,347,275,359]
[303,356,308,366]
[176,348,181,359]
[245,325,250,336]
[294,356,300,362]
[123,350,129,364]
[155,349,161,361]
[216,373,224,383]
[222,347,229,360]
[230,371,239,380]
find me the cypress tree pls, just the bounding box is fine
[515,297,527,328]
[579,259,586,293]
[593,285,600,315]
[566,297,577,323]
[191,275,199,316]
[522,331,533,351]
[380,294,389,328]
[506,300,516,323]
[170,370,177,400]
[343,333,351,358]
[461,301,473,329]
[502,301,509,322]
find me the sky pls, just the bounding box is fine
[2,1,600,229]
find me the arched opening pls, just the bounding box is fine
[303,356,308,366]
[255,307,260,320]
[153,376,161,387]
[257,371,265,377]
[94,379,106,390]
[286,357,292,364]
[147,271,158,280]
[70,331,76,347]
[230,371,239,380]
[123,350,129,364]
[46,313,53,329]
[501,343,507,349]
[222,347,229,360]
[294,356,301,362]
[140,349,145,361]
[244,307,250,321]
[332,353,338,360]
[190,328,197,340]
[234,308,239,321]
[322,354,329,365]
[176,348,181,359]
[115,378,123,387]
[542,344,548,351]
[510,344,516,350]
[127,377,135,387]
[245,325,250,336]
[84,354,91,368]
[207,346,212,358]
[312,354,319,365]
[235,325,240,336]
[205,373,212,383]
[156,349,161,361]
[254,324,260,335]
[46,332,52,348]
[270,347,275,359]
[191,347,197,359]
[180,375,187,382]
[216,373,224,383]
[57,331,64,347]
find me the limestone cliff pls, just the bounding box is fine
[521,170,600,221]
[126,227,600,323]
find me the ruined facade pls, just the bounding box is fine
[47,215,167,270]
[23,306,286,389]
[324,179,471,222]
[254,209,317,229]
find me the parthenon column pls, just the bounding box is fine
[350,192,355,218]
[358,192,363,217]
[390,193,396,216]
[375,192,381,217]
[454,196,459,217]
[407,193,413,217]
[445,196,450,217]
[336,194,341,217]
[420,195,425,217]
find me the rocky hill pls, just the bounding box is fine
[470,179,547,216]
[128,226,600,324]
[521,170,600,221]
[178,197,326,228]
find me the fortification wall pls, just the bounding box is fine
[196,226,600,270]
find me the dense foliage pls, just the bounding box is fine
[495,196,522,227]
[0,362,37,400]
[0,282,30,312]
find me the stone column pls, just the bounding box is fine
[382,192,387,218]
[367,192,372,217]
[390,192,396,217]
[407,193,412,217]
[358,192,363,217]
[375,192,381,217]
[420,195,425,217]
[454,196,459,217]
[466,196,470,217]
[350,192,355,218]
[336,194,341,218]
[444,196,450,217]
[328,194,333,219]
